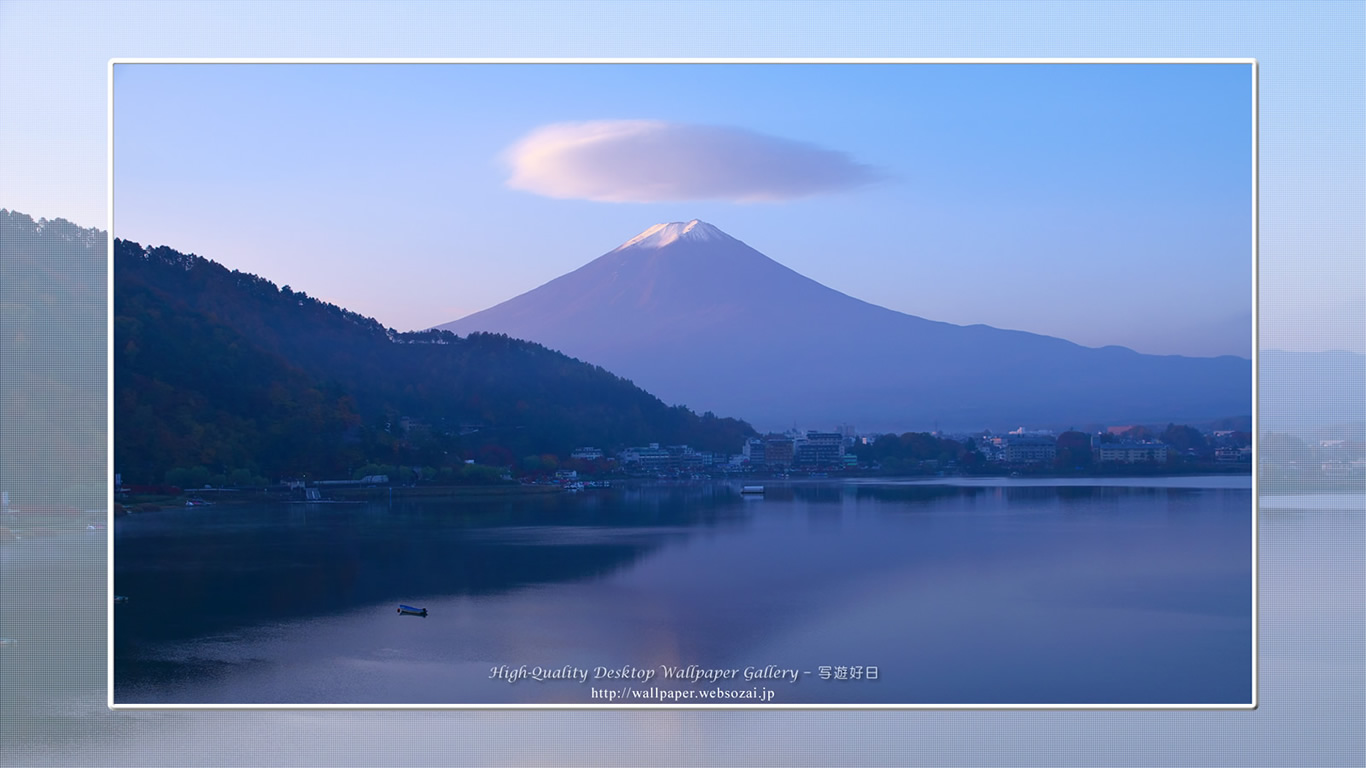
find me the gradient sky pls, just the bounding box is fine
[111,62,1253,358]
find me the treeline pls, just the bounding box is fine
[114,238,754,485]
[852,424,1254,475]
[852,433,983,473]
[1098,424,1251,454]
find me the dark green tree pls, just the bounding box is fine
[1160,423,1210,458]
[1054,431,1094,470]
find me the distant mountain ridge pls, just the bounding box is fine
[1259,349,1365,437]
[440,220,1253,432]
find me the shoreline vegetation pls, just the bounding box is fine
[109,483,565,512]
[105,465,1260,510]
[15,469,1357,542]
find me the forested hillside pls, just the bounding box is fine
[114,238,753,484]
[1,210,107,507]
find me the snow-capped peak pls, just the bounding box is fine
[614,220,730,251]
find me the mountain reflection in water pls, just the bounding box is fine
[113,479,1252,705]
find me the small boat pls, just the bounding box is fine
[741,485,765,495]
[397,604,428,617]
[114,595,129,604]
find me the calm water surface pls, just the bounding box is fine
[112,478,1253,705]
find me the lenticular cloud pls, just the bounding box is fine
[505,120,881,203]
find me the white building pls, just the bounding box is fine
[619,443,672,471]
[1097,442,1168,464]
[1004,435,1056,464]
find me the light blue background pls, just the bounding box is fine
[0,1,1361,765]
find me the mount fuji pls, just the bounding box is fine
[438,220,1250,432]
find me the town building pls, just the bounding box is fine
[1004,435,1057,464]
[1096,442,1169,464]
[742,438,767,466]
[764,435,796,468]
[795,431,845,468]
[665,445,706,471]
[618,443,673,473]
[1214,446,1248,462]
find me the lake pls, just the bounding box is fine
[112,477,1253,706]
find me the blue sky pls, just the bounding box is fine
[112,62,1253,357]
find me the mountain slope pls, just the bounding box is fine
[440,220,1252,431]
[0,210,107,507]
[114,237,753,483]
